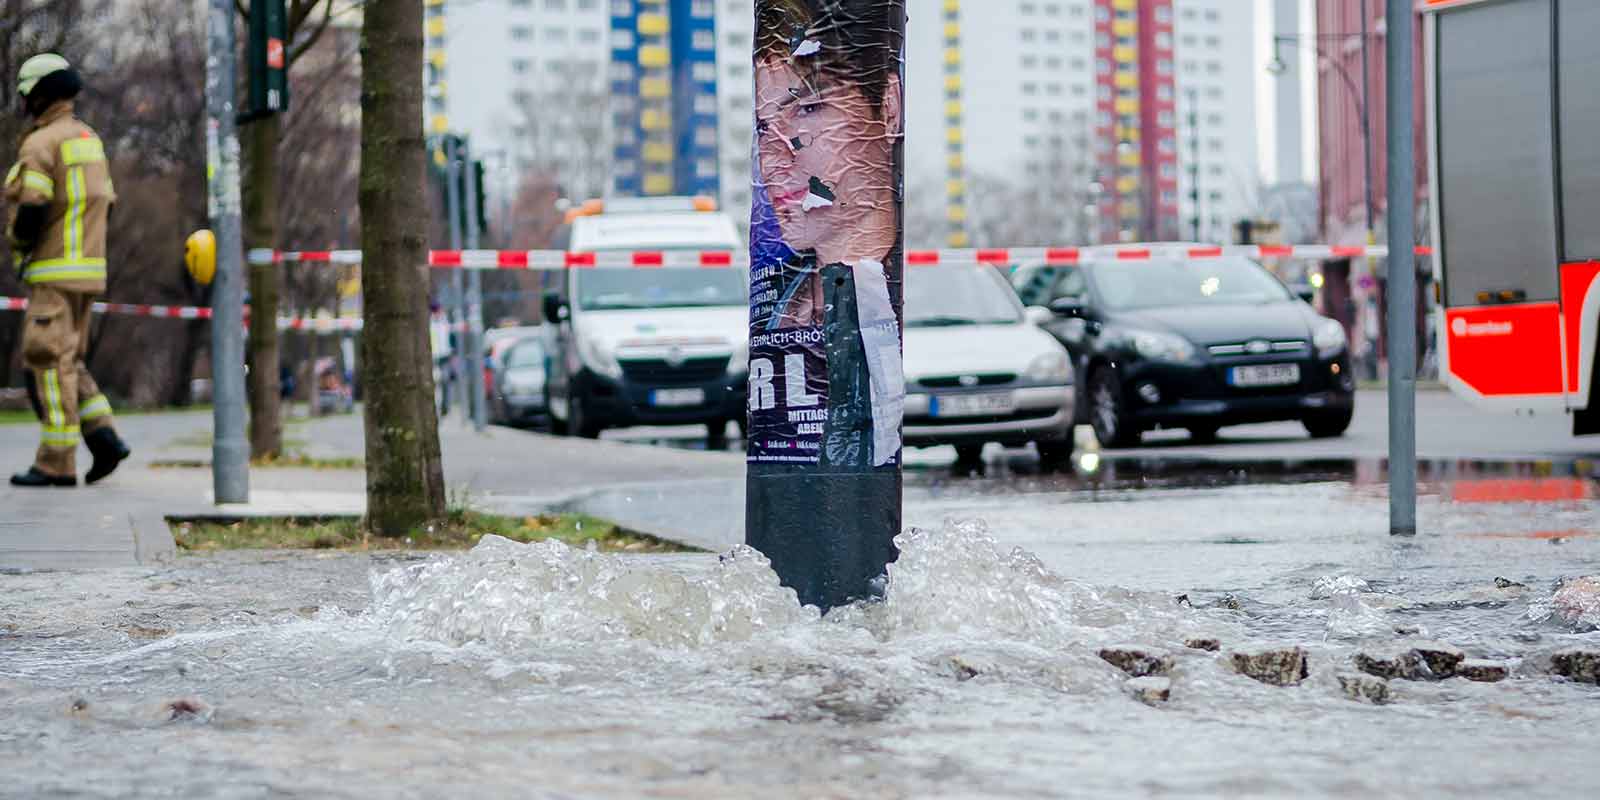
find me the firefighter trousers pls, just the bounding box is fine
[21,283,116,477]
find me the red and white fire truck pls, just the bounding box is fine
[1424,0,1600,434]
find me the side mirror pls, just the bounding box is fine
[1294,285,1315,304]
[1024,306,1054,326]
[542,291,567,323]
[1048,297,1087,317]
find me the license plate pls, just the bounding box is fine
[931,392,1014,418]
[1229,364,1301,387]
[650,388,705,407]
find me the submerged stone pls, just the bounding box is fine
[1458,659,1510,683]
[1125,676,1171,705]
[1229,646,1309,686]
[1493,577,1528,590]
[1549,650,1600,684]
[1355,641,1465,681]
[1098,646,1174,678]
[1184,638,1221,652]
[1337,673,1391,704]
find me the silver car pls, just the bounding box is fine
[902,262,1076,467]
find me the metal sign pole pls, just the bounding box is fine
[443,136,467,423]
[463,142,487,432]
[206,0,249,503]
[1385,0,1417,535]
[745,0,908,610]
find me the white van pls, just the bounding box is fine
[542,197,747,444]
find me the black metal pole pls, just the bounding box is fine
[746,0,907,611]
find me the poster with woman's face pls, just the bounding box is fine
[747,0,907,469]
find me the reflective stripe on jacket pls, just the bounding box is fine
[4,101,114,290]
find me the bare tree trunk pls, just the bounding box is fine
[244,113,283,456]
[358,0,445,534]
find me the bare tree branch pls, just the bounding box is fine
[288,0,336,66]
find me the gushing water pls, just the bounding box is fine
[4,517,1599,798]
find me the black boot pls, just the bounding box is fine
[10,466,77,487]
[84,427,131,485]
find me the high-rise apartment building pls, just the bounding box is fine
[906,0,1257,244]
[440,0,752,211]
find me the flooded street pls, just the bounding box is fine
[5,468,1599,798]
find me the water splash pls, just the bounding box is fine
[369,535,818,650]
[1527,576,1600,631]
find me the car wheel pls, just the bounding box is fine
[1303,408,1354,439]
[1089,366,1140,449]
[1036,440,1075,472]
[568,393,601,439]
[1188,425,1220,443]
[706,420,730,450]
[954,444,985,465]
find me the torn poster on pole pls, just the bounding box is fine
[745,0,907,611]
[747,0,906,469]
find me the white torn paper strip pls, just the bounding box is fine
[802,192,834,212]
[852,258,904,467]
[792,39,822,57]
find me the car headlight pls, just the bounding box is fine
[577,336,623,380]
[1024,351,1073,384]
[1313,318,1347,357]
[729,337,749,376]
[1129,330,1198,363]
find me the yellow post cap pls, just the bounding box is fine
[185,229,217,286]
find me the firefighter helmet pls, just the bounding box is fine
[185,230,217,286]
[16,54,70,98]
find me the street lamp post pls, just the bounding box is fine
[1269,31,1380,378]
[1268,33,1376,237]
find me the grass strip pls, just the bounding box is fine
[168,510,694,553]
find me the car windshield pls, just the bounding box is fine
[1086,257,1294,310]
[506,342,544,368]
[575,266,745,311]
[904,264,1023,327]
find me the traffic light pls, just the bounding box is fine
[430,135,490,238]
[248,0,289,115]
[471,159,488,236]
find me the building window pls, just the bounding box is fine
[1021,29,1037,42]
[1046,83,1062,96]
[511,0,531,8]
[511,58,531,74]
[1156,85,1173,101]
[1046,56,1063,69]
[1023,82,1038,95]
[544,0,566,9]
[1021,2,1037,14]
[510,26,533,42]
[1024,108,1041,122]
[1158,110,1174,126]
[1156,6,1173,23]
[1157,59,1173,74]
[578,28,601,44]
[1046,29,1061,43]
[1205,10,1220,22]
[1206,61,1222,75]
[692,61,716,82]
[578,0,598,8]
[1022,54,1039,69]
[1045,3,1061,16]
[543,27,568,44]
[1160,163,1177,178]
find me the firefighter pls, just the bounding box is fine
[6,54,129,487]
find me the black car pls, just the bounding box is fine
[1012,247,1356,448]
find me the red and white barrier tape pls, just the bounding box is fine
[1,297,360,332]
[248,244,1433,270]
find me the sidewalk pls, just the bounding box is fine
[0,409,743,570]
